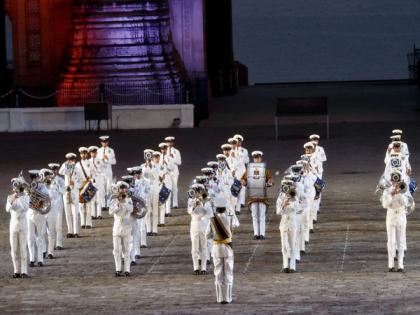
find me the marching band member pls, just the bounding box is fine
[303,142,320,229]
[153,150,171,227]
[309,134,327,179]
[26,170,48,267]
[48,163,65,250]
[159,142,175,218]
[228,138,246,215]
[241,151,273,240]
[165,136,182,209]
[97,135,116,210]
[41,168,61,259]
[6,176,30,278]
[89,146,106,220]
[385,129,409,162]
[276,179,299,273]
[216,154,234,213]
[141,149,160,236]
[59,153,82,238]
[234,134,249,211]
[188,183,210,275]
[381,170,415,272]
[132,166,150,250]
[109,181,133,277]
[221,144,240,216]
[209,195,235,304]
[121,175,138,266]
[76,147,95,229]
[384,141,411,178]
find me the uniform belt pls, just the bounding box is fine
[213,238,232,245]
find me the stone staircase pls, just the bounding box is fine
[57,0,185,106]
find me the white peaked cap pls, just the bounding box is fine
[309,134,320,140]
[144,149,154,153]
[228,137,237,143]
[152,151,161,156]
[213,195,228,208]
[390,135,401,140]
[221,143,232,150]
[251,150,263,156]
[99,135,110,141]
[116,181,129,188]
[216,154,226,160]
[66,153,77,159]
[233,134,244,141]
[207,161,218,167]
[88,146,98,152]
[165,136,175,141]
[303,142,315,149]
[392,129,403,135]
[191,183,205,190]
[158,142,168,148]
[78,147,88,153]
[48,163,60,169]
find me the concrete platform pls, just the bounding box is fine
[0,82,419,314]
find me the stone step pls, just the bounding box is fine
[70,44,173,58]
[67,61,176,73]
[69,55,171,65]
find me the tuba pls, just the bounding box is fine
[398,181,407,194]
[23,178,51,215]
[129,188,147,219]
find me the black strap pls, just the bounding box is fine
[79,161,89,180]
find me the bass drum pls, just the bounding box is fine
[247,162,266,198]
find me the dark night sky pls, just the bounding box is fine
[233,0,420,83]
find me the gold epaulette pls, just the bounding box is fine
[213,238,232,245]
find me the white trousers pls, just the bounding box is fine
[236,187,246,213]
[10,229,28,274]
[280,226,297,270]
[79,202,93,227]
[113,234,131,272]
[251,202,266,236]
[130,219,140,261]
[139,217,147,246]
[213,256,234,303]
[170,173,179,208]
[191,230,207,271]
[295,213,304,258]
[55,201,64,247]
[46,210,57,255]
[104,172,113,208]
[387,214,406,269]
[27,211,46,263]
[159,203,166,225]
[148,187,159,233]
[93,175,106,217]
[63,194,80,235]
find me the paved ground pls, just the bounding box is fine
[0,82,420,314]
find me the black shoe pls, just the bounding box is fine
[131,261,136,266]
[300,250,306,255]
[313,220,317,224]
[241,204,245,208]
[221,301,228,304]
[30,261,35,267]
[152,232,158,236]
[167,213,172,217]
[140,245,147,249]
[13,273,21,278]
[66,233,72,238]
[43,252,46,259]
[289,269,296,273]
[21,273,28,278]
[194,270,200,275]
[135,255,141,259]
[235,211,240,215]
[86,226,92,229]
[55,246,63,250]
[173,206,178,209]
[125,272,130,277]
[260,235,265,240]
[389,267,396,272]
[47,254,54,259]
[38,262,44,267]
[397,268,405,273]
[147,232,152,236]
[253,235,259,240]
[310,229,314,234]
[92,216,96,220]
[305,241,309,245]
[165,214,169,217]
[98,216,103,220]
[157,224,162,227]
[81,225,86,229]
[207,260,211,265]
[283,268,290,273]
[74,234,80,238]
[115,271,122,277]
[200,270,207,275]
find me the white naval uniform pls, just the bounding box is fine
[169,146,182,208]
[382,187,414,269]
[300,172,316,246]
[231,150,246,214]
[109,197,133,273]
[188,198,209,271]
[210,211,234,304]
[6,193,29,275]
[161,153,175,216]
[217,167,235,214]
[27,183,49,264]
[236,146,249,209]
[76,159,95,228]
[141,162,160,234]
[135,177,150,248]
[90,156,107,218]
[45,181,63,256]
[97,146,116,207]
[385,142,410,163]
[59,162,83,235]
[277,194,299,271]
[51,175,65,248]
